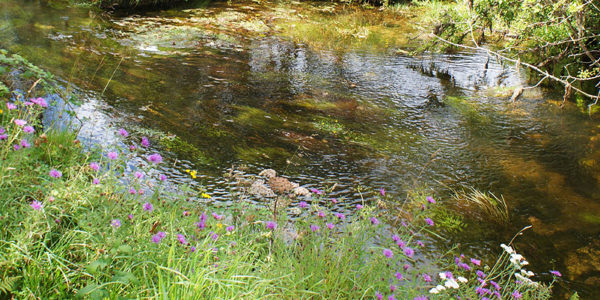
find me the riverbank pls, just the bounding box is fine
[0,51,557,299]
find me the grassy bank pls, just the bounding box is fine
[0,51,559,299]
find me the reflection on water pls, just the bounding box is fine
[2,0,600,297]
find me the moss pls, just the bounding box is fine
[444,96,491,124]
[234,145,291,162]
[158,135,212,165]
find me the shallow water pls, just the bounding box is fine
[2,0,600,297]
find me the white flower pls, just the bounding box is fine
[501,243,514,254]
[436,285,446,291]
[457,276,468,283]
[444,278,460,289]
[521,260,529,266]
[439,272,447,280]
[429,287,440,294]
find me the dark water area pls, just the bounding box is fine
[2,0,600,297]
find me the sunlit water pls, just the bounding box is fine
[2,0,600,297]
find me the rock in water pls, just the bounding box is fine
[249,179,276,198]
[268,176,296,193]
[259,169,277,178]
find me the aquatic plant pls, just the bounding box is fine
[453,187,510,225]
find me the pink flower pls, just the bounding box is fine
[31,97,48,107]
[141,137,150,147]
[89,162,100,171]
[129,145,136,151]
[23,126,34,133]
[143,202,153,212]
[422,273,432,282]
[6,103,16,110]
[383,249,393,258]
[425,218,434,226]
[550,270,562,277]
[427,196,436,204]
[395,272,403,280]
[14,119,26,127]
[92,178,100,184]
[147,153,163,164]
[111,219,121,228]
[471,258,481,266]
[177,234,188,245]
[403,247,414,257]
[326,223,334,229]
[371,217,379,225]
[299,201,308,208]
[356,204,363,210]
[128,187,137,194]
[512,291,522,299]
[135,171,144,179]
[310,224,320,232]
[49,169,62,178]
[118,128,128,137]
[212,213,223,220]
[30,200,42,210]
[317,211,325,218]
[226,226,234,232]
[310,188,323,195]
[380,188,385,196]
[107,151,118,160]
[20,139,30,148]
[159,174,167,181]
[265,221,277,230]
[334,213,345,220]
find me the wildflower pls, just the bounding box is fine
[93,178,100,184]
[147,153,163,164]
[177,234,188,245]
[13,144,20,151]
[128,187,137,195]
[151,232,166,244]
[0,134,6,140]
[404,247,414,258]
[439,272,447,280]
[299,201,308,208]
[457,276,468,283]
[471,258,481,266]
[201,193,211,198]
[30,200,42,210]
[429,285,444,294]
[500,243,514,254]
[141,137,150,147]
[135,171,144,179]
[326,223,334,229]
[417,240,425,247]
[380,188,385,196]
[107,151,118,160]
[129,145,136,151]
[118,128,128,137]
[458,262,471,271]
[511,291,522,299]
[23,126,34,133]
[388,295,395,300]
[317,211,325,218]
[444,278,459,289]
[20,139,30,148]
[266,221,277,230]
[390,285,396,292]
[414,296,427,300]
[330,198,338,204]
[226,226,234,232]
[200,212,207,222]
[211,232,218,240]
[310,224,320,232]
[7,103,16,110]
[111,219,121,228]
[212,213,223,220]
[356,204,363,210]
[196,220,206,229]
[423,274,432,282]
[426,196,436,204]
[490,281,500,290]
[14,119,26,126]
[371,217,379,225]
[182,211,191,216]
[395,272,403,280]
[396,240,406,248]
[89,162,100,171]
[160,174,167,181]
[190,246,196,252]
[49,169,62,178]
[476,270,486,278]
[550,270,562,277]
[143,202,153,212]
[128,214,134,220]
[424,218,434,226]
[31,97,48,107]
[0,128,3,134]
[310,188,323,195]
[403,264,410,271]
[375,292,383,300]
[334,212,345,220]
[24,101,33,106]
[48,196,55,202]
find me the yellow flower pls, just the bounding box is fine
[216,223,223,229]
[201,192,211,199]
[185,169,190,173]
[190,170,197,179]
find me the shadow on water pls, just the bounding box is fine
[3,0,600,297]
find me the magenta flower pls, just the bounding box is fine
[317,211,325,218]
[423,273,432,282]
[0,127,4,134]
[210,232,218,240]
[151,231,166,244]
[141,137,150,147]
[375,292,383,300]
[23,126,34,133]
[226,226,234,232]
[310,188,323,195]
[182,211,191,216]
[414,296,428,300]
[458,262,471,271]
[135,171,144,179]
[89,162,100,171]
[20,139,30,148]
[31,97,48,107]
[490,280,500,290]
[143,202,153,212]
[159,174,167,181]
[147,153,163,164]
[395,272,403,280]
[330,198,338,204]
[380,187,385,196]
[196,220,206,229]
[177,234,188,245]
[512,291,522,299]
[356,204,363,210]
[425,218,434,226]
[390,285,396,292]
[212,213,223,220]
[13,144,20,151]
[403,247,414,258]
[383,248,393,258]
[371,217,379,225]
[0,134,6,140]
[49,169,62,178]
[310,224,320,232]
[388,296,396,300]
[550,270,562,277]
[471,258,481,266]
[24,101,32,106]
[111,219,121,228]
[476,270,486,278]
[6,102,16,110]
[417,240,425,247]
[299,201,308,208]
[265,221,277,230]
[392,234,400,242]
[30,200,42,210]
[334,213,345,220]
[92,178,100,184]
[200,212,207,222]
[129,145,136,151]
[427,196,436,204]
[403,264,410,271]
[128,214,134,220]
[107,151,118,160]
[396,240,406,248]
[118,128,128,137]
[14,119,26,126]
[128,187,137,194]
[326,223,334,229]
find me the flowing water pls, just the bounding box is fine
[2,0,600,297]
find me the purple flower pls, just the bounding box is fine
[212,213,223,220]
[403,264,410,271]
[414,296,428,300]
[190,246,196,252]
[152,232,166,244]
[317,211,325,218]
[380,188,385,196]
[111,219,121,228]
[158,232,166,239]
[226,226,234,232]
[143,202,153,212]
[458,262,471,271]
[490,280,500,290]
[30,200,42,210]
[13,144,20,151]
[196,220,206,229]
[128,187,137,195]
[403,247,414,258]
[128,214,134,220]
[211,232,218,240]
[0,134,7,140]
[92,178,100,184]
[129,145,136,151]
[334,213,345,220]
[330,198,338,204]
[14,119,26,127]
[200,212,207,222]
[326,223,334,229]
[266,221,277,230]
[118,128,128,137]
[49,169,62,178]
[147,153,163,164]
[392,235,401,242]
[0,127,4,134]
[107,151,118,160]
[371,217,379,225]
[395,272,403,280]
[422,273,432,282]
[141,137,150,147]
[356,204,363,210]
[383,249,393,258]
[89,162,100,171]
[375,292,383,300]
[6,102,16,110]
[390,283,397,291]
[476,270,486,278]
[135,171,144,179]
[31,97,48,108]
[426,196,436,204]
[310,224,320,232]
[511,290,522,299]
[299,201,308,208]
[159,174,167,181]
[310,188,323,195]
[424,218,434,226]
[388,295,395,300]
[177,234,188,245]
[20,139,30,148]
[23,126,34,133]
[417,240,425,247]
[550,270,562,277]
